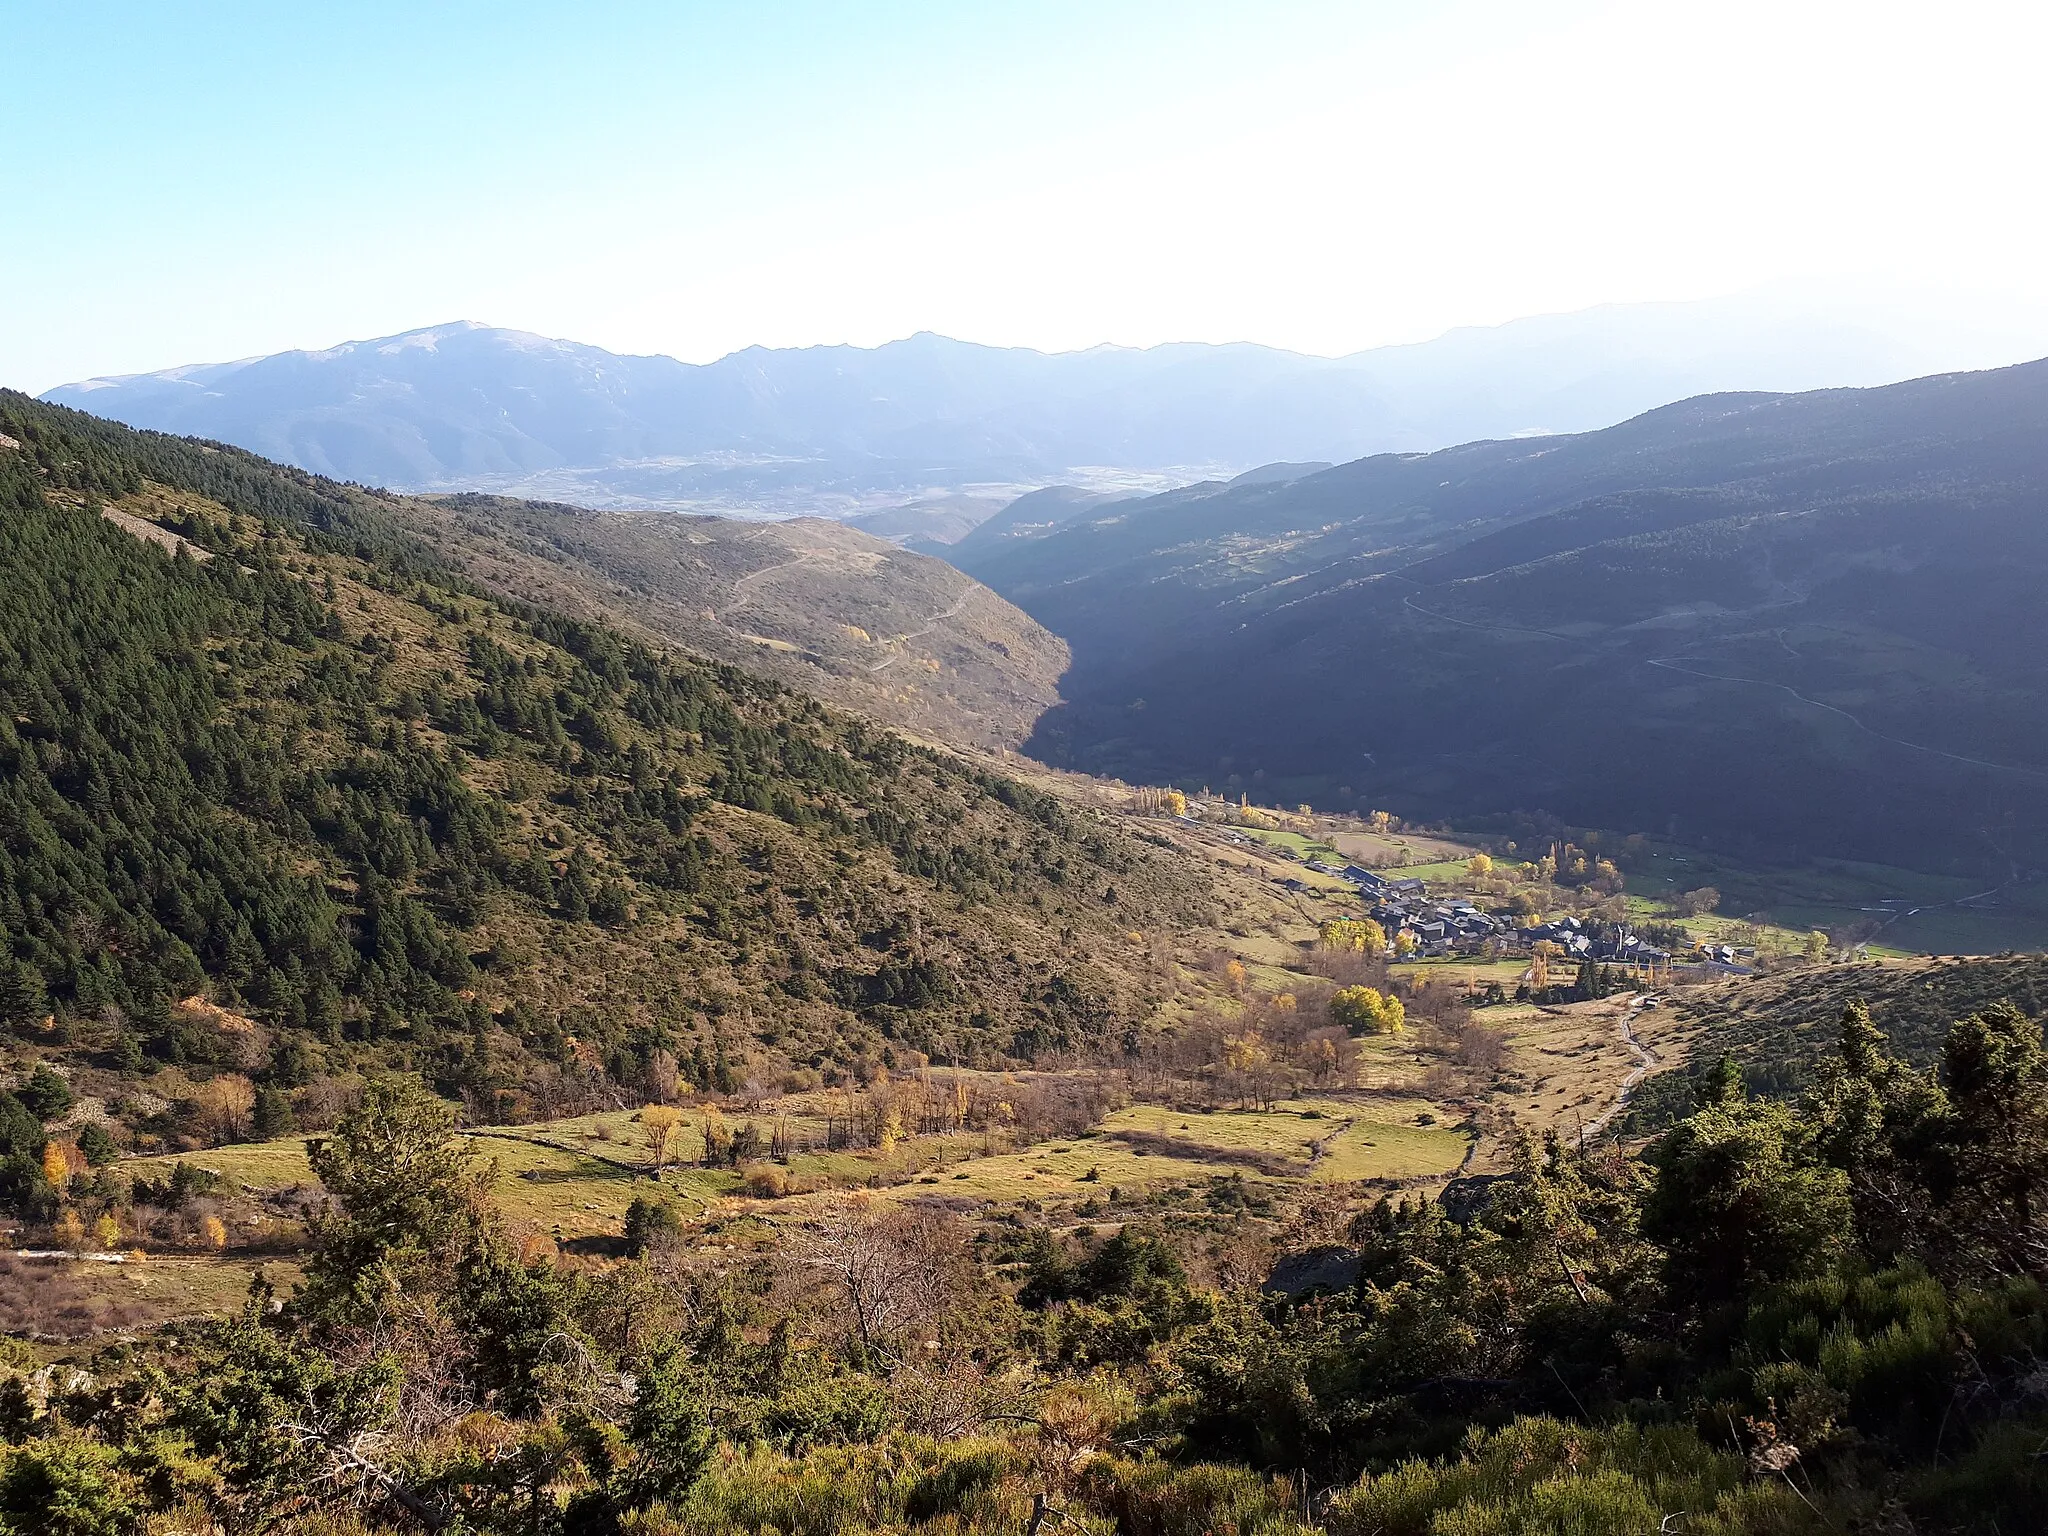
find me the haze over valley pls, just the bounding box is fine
[45,285,2048,523]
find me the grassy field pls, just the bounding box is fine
[1228,826,1341,861]
[1098,1099,1465,1181]
[1390,954,1532,987]
[1326,829,1476,867]
[135,1127,708,1240]
[1383,859,1479,883]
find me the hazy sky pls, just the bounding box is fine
[7,0,2045,391]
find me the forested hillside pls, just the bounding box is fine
[963,361,2048,877]
[0,393,1207,1142]
[1626,953,2048,1127]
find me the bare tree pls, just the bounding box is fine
[790,1199,969,1365]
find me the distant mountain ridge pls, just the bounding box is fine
[44,289,2048,515]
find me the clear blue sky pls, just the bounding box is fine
[7,0,2045,389]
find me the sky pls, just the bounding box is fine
[6,0,2048,392]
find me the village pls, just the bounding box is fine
[1137,787,1762,980]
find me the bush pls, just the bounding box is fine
[903,1440,1021,1522]
[743,1162,789,1199]
[1324,1418,1817,1536]
[1079,1456,1303,1536]
[0,1436,144,1536]
[1907,1418,2048,1534]
[623,1196,684,1257]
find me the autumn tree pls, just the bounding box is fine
[1319,919,1386,958]
[191,1074,257,1144]
[1302,1027,1360,1086]
[1331,986,1405,1036]
[699,1104,733,1165]
[1466,853,1494,878]
[641,1105,684,1169]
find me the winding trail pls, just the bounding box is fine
[867,585,975,672]
[1582,1002,1658,1143]
[717,547,811,622]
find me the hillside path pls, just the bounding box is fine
[867,583,975,672]
[719,544,813,620]
[1582,1001,1658,1143]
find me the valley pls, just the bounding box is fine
[957,362,2048,896]
[6,380,2048,1536]
[18,4,2048,1527]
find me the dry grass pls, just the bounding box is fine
[404,498,1072,752]
[0,1252,300,1343]
[1471,997,1691,1164]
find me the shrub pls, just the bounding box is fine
[0,1435,143,1536]
[624,1196,684,1257]
[1325,1418,1816,1536]
[1079,1456,1302,1536]
[743,1162,790,1199]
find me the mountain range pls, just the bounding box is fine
[953,360,2048,882]
[42,287,2048,517]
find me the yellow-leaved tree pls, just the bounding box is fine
[641,1105,684,1169]
[1330,985,1406,1036]
[42,1140,72,1188]
[1222,1032,1269,1073]
[1319,918,1387,957]
[700,1105,732,1166]
[1466,853,1494,878]
[875,1105,904,1158]
[192,1074,256,1145]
